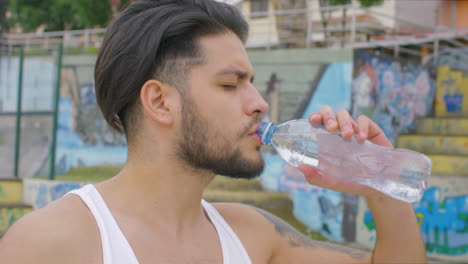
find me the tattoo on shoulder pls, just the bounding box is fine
[254,207,368,260]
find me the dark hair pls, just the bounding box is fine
[94,0,249,139]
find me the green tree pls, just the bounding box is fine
[318,0,384,47]
[8,0,132,32]
[0,0,7,36]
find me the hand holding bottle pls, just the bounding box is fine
[299,106,430,201]
[293,106,427,263]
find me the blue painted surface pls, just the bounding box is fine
[55,98,127,175]
[301,62,353,117]
[364,187,468,256]
[260,62,352,242]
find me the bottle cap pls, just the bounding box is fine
[257,122,277,145]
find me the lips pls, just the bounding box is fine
[249,123,261,136]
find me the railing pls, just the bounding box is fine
[1,5,466,53]
[2,28,107,51]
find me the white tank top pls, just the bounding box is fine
[67,184,252,264]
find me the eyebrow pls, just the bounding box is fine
[215,68,255,83]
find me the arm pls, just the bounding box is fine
[257,207,372,264]
[293,106,426,263]
[366,193,426,263]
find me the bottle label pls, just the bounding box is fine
[399,169,423,185]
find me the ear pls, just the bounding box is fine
[140,79,178,125]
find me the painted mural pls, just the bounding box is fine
[23,179,87,209]
[363,186,468,258]
[352,50,436,144]
[52,64,128,175]
[0,207,32,233]
[434,49,468,117]
[353,49,468,262]
[261,62,353,242]
[53,96,127,175]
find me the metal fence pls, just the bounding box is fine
[0,44,62,179]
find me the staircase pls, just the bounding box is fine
[0,179,33,237]
[398,118,468,177]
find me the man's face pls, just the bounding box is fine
[175,32,269,179]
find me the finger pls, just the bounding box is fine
[336,109,354,138]
[309,112,322,124]
[298,165,370,195]
[358,115,393,148]
[319,106,338,131]
[298,164,322,179]
[357,115,369,141]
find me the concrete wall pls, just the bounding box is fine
[241,0,280,48]
[248,48,352,122]
[395,0,439,29]
[457,0,468,28]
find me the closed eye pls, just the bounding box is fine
[222,84,237,89]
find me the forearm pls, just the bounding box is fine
[366,193,426,263]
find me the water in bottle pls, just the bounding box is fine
[257,119,432,203]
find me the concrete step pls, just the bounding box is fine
[428,155,468,176]
[0,179,23,204]
[414,118,468,136]
[0,203,33,233]
[397,135,468,156]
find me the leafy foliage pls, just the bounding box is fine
[357,0,383,8]
[0,0,7,35]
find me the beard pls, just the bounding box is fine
[175,95,264,179]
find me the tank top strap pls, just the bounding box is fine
[67,184,139,264]
[201,200,252,264]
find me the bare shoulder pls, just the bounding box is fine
[210,203,280,262]
[212,202,371,264]
[0,194,101,264]
[211,202,275,236]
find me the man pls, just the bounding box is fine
[0,0,426,263]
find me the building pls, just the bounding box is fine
[237,0,468,50]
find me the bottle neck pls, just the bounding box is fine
[258,122,277,145]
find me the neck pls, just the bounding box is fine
[97,150,215,233]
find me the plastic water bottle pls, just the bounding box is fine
[257,119,432,203]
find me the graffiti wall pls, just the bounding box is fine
[260,48,467,262]
[434,49,468,117]
[0,207,32,233]
[260,61,353,242]
[23,179,87,209]
[358,176,468,262]
[51,57,128,176]
[352,50,436,144]
[353,48,468,262]
[51,96,127,175]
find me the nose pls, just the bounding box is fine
[245,84,269,117]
